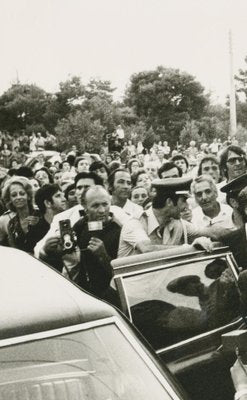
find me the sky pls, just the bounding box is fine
[1,0,247,103]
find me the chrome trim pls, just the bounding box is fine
[113,247,230,272]
[115,252,231,279]
[113,250,242,357]
[113,250,205,271]
[0,316,181,400]
[113,318,181,400]
[226,253,240,281]
[156,317,242,355]
[0,317,116,348]
[115,277,132,320]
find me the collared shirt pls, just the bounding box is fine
[110,199,143,227]
[118,207,201,258]
[123,199,143,218]
[34,204,84,258]
[34,203,130,273]
[192,203,235,230]
[117,208,160,258]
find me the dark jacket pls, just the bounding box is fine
[220,226,247,270]
[73,216,121,298]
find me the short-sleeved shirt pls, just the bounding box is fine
[192,203,235,230]
[117,207,201,258]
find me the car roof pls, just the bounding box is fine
[0,246,118,340]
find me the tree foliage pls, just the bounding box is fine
[124,66,209,145]
[55,110,105,153]
[0,83,49,133]
[235,56,247,98]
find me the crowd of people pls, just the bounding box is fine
[0,129,247,301]
[1,128,247,397]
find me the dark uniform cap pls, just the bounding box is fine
[167,275,201,294]
[220,173,247,194]
[152,176,192,196]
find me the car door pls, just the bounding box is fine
[113,248,242,400]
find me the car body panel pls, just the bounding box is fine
[112,245,241,400]
[0,246,188,400]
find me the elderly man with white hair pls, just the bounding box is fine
[191,175,234,230]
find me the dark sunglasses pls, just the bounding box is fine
[227,156,245,165]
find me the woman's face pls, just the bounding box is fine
[131,187,148,206]
[77,159,89,173]
[145,165,158,180]
[201,160,220,183]
[67,188,78,207]
[29,178,40,194]
[35,170,49,186]
[62,162,71,172]
[130,161,139,174]
[54,171,63,185]
[9,183,28,210]
[136,173,151,191]
[174,158,187,174]
[11,160,18,169]
[106,156,112,164]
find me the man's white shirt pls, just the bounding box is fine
[191,202,235,229]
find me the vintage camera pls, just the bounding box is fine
[59,219,77,253]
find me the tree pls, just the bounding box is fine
[55,110,105,153]
[85,78,115,101]
[234,58,247,129]
[55,76,86,118]
[0,83,50,133]
[179,120,201,146]
[235,124,247,147]
[124,66,209,145]
[235,56,247,98]
[55,77,119,149]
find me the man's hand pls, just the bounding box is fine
[192,237,214,252]
[44,235,63,257]
[87,237,107,258]
[205,225,233,240]
[180,208,192,222]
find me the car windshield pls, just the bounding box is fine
[0,323,172,400]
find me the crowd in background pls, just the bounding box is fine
[1,125,247,305]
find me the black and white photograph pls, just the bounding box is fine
[1,1,247,399]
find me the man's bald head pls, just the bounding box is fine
[83,185,111,222]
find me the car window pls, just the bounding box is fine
[0,324,173,400]
[121,257,240,350]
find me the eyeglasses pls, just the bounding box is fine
[227,156,245,165]
[202,166,219,171]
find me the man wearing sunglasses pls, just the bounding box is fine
[220,145,247,183]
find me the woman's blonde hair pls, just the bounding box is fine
[2,176,34,212]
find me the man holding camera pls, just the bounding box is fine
[72,185,121,303]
